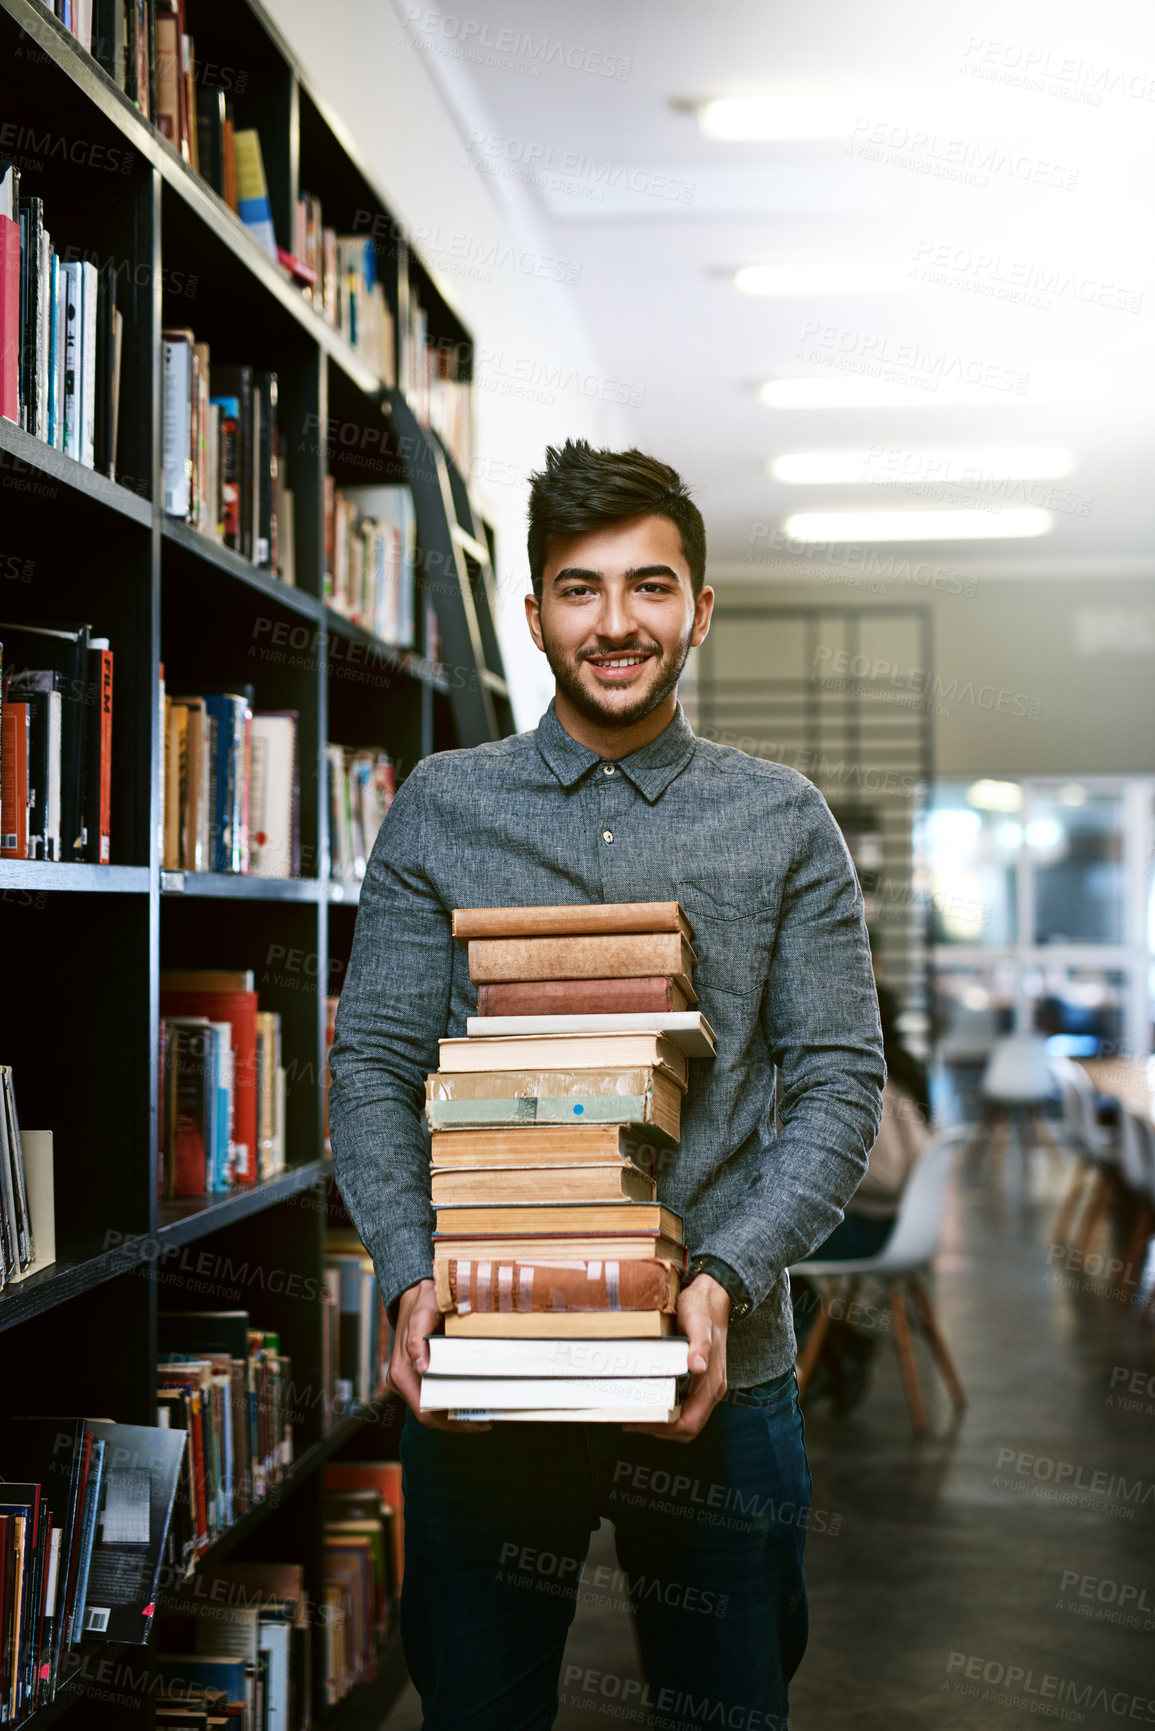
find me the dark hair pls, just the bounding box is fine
[526,438,706,599]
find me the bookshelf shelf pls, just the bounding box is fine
[0,1235,155,1335]
[0,0,512,1722]
[159,517,323,621]
[0,416,153,525]
[323,606,450,693]
[326,880,362,906]
[159,870,324,901]
[0,862,151,894]
[155,1161,329,1247]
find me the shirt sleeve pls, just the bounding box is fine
[691,776,887,1310]
[327,761,452,1322]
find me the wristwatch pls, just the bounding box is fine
[683,1255,753,1324]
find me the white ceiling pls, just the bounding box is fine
[404,0,1155,576]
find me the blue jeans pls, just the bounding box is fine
[399,1370,811,1730]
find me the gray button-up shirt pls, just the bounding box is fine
[328,698,885,1385]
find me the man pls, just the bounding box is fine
[329,439,885,1730]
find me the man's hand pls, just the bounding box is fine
[622,1272,729,1443]
[386,1278,492,1432]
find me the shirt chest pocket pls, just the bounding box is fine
[677,877,777,999]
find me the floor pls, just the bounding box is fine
[381,1131,1155,1729]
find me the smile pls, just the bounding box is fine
[585,654,654,671]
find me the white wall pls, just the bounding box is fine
[266,0,627,729]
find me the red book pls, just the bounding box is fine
[476,976,691,1017]
[160,986,258,1182]
[324,1462,404,1593]
[0,215,19,424]
[1,703,30,859]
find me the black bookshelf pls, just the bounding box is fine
[0,0,513,1722]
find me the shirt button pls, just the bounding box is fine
[602,764,616,775]
[603,830,614,844]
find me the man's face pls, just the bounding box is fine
[526,514,713,730]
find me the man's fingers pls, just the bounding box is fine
[682,1310,713,1376]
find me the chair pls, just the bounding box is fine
[969,1035,1059,1174]
[1119,1108,1155,1313]
[790,1128,969,1433]
[1049,1056,1118,1252]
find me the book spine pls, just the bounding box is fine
[0,216,19,423]
[161,336,191,515]
[475,977,683,1016]
[79,262,98,467]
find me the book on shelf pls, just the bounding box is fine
[400,290,471,470]
[163,693,299,879]
[324,1235,391,1415]
[327,745,396,883]
[420,901,710,1418]
[323,480,416,647]
[0,1067,53,1287]
[0,1415,186,1717]
[233,129,278,260]
[0,164,123,472]
[323,1462,404,1597]
[161,340,288,577]
[158,1312,294,1565]
[159,1561,311,1731]
[1,620,113,864]
[160,971,262,1186]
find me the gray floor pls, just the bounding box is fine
[382,1141,1155,1727]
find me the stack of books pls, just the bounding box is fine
[419,902,716,1423]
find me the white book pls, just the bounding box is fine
[79,260,98,468]
[73,0,93,50]
[258,1617,292,1731]
[425,1337,689,1380]
[161,333,193,516]
[248,712,298,877]
[420,1375,678,1412]
[466,1011,717,1057]
[450,1406,683,1424]
[6,1130,54,1283]
[60,262,81,460]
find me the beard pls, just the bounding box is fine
[540,617,695,730]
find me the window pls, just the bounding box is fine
[920,776,1155,1061]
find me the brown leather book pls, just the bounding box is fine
[430,1164,657,1205]
[432,1232,686,1266]
[435,1256,680,1315]
[467,934,696,998]
[453,901,694,944]
[429,1125,658,1171]
[476,976,693,1014]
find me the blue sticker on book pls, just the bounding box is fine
[573,1103,584,1114]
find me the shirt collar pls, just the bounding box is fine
[535,698,697,803]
